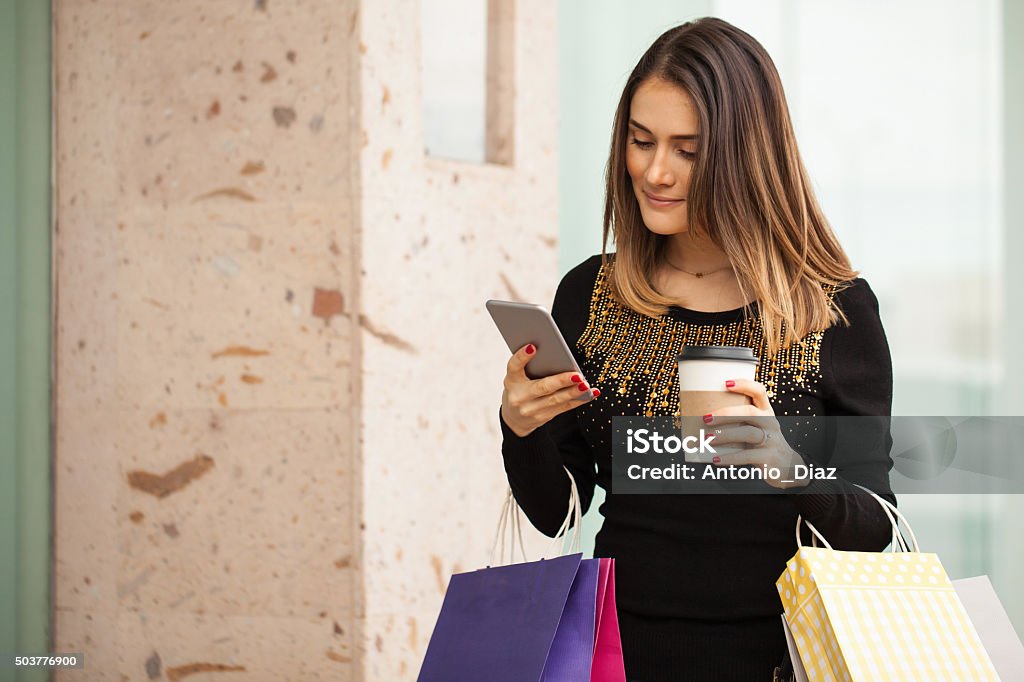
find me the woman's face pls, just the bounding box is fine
[625,77,700,235]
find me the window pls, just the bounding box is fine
[421,0,515,165]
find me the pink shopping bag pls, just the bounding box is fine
[591,558,626,682]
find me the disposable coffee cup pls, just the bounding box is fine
[677,345,759,463]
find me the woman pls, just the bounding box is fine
[498,17,896,682]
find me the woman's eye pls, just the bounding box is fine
[629,136,695,159]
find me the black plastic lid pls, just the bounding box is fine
[677,345,759,364]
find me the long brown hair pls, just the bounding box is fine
[602,17,857,356]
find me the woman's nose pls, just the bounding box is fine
[646,150,675,187]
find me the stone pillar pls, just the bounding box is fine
[354,1,558,677]
[52,1,558,679]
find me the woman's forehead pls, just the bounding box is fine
[629,78,698,135]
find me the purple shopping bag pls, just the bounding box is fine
[418,553,599,682]
[543,557,599,681]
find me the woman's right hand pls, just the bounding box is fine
[500,343,601,438]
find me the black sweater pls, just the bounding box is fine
[499,253,896,620]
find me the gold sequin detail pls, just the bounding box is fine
[577,263,834,417]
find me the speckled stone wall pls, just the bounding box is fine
[53,1,362,679]
[53,1,559,680]
[355,1,559,678]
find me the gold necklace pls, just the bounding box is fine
[663,254,733,279]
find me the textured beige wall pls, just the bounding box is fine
[355,1,559,678]
[53,0,362,678]
[53,1,558,679]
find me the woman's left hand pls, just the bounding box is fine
[703,378,808,489]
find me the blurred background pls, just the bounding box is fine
[2,0,1021,679]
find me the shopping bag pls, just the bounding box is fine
[777,487,1000,681]
[418,552,595,682]
[543,556,600,681]
[780,616,809,682]
[419,467,623,682]
[591,558,627,682]
[953,575,1024,679]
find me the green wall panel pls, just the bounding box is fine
[1,1,52,679]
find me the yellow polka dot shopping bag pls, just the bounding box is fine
[776,486,999,681]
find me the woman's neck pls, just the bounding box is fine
[652,231,751,312]
[662,232,732,273]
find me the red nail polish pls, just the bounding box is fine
[726,380,735,388]
[712,456,721,464]
[592,389,601,398]
[703,414,713,424]
[525,344,535,355]
[578,383,588,392]
[571,375,581,383]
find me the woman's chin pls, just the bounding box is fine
[642,218,689,236]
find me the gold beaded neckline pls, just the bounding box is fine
[575,262,833,420]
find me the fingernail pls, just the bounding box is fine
[703,414,713,424]
[578,383,589,392]
[712,456,721,464]
[571,374,581,383]
[525,344,535,355]
[725,380,735,388]
[592,389,601,398]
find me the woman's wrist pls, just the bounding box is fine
[499,405,539,439]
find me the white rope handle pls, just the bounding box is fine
[490,466,583,566]
[852,483,919,552]
[490,487,509,565]
[795,515,833,550]
[490,486,527,566]
[794,484,919,553]
[860,486,909,553]
[510,490,527,561]
[549,466,583,556]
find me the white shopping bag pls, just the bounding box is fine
[953,575,1024,679]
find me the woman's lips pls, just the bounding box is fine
[643,191,685,208]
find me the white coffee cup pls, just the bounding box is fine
[677,346,759,463]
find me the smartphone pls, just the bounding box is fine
[485,299,595,399]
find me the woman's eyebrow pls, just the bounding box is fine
[628,119,699,140]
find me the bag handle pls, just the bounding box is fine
[490,485,529,566]
[854,483,919,552]
[795,483,919,553]
[490,465,582,566]
[795,516,833,550]
[550,466,583,556]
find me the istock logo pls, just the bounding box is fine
[626,428,717,455]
